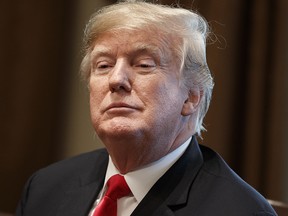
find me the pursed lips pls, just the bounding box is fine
[105,102,138,113]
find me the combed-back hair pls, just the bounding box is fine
[80,0,214,136]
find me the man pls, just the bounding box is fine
[16,1,277,215]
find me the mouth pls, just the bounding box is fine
[105,102,138,113]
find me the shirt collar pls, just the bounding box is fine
[104,137,191,203]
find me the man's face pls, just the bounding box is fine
[89,29,191,158]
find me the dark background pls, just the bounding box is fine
[1,0,287,213]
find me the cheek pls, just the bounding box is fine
[89,91,97,111]
[89,92,99,124]
[137,79,166,110]
[89,81,105,115]
[142,80,181,116]
[149,75,184,102]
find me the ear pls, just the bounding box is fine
[181,89,201,116]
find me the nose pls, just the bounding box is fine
[109,59,132,93]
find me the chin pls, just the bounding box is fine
[97,121,144,140]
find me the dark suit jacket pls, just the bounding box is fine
[16,137,277,215]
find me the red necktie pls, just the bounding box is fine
[93,174,131,216]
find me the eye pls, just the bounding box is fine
[97,62,111,69]
[92,60,113,74]
[139,63,155,68]
[135,58,156,72]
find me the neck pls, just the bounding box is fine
[101,132,193,174]
[104,138,157,174]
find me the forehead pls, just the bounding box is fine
[91,29,175,57]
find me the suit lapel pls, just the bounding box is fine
[56,181,103,216]
[131,137,204,216]
[56,150,109,216]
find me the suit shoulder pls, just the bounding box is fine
[195,144,276,215]
[17,149,108,215]
[33,148,108,183]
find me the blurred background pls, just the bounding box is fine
[1,0,287,213]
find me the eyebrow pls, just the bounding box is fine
[91,43,163,59]
[90,46,114,59]
[132,43,163,59]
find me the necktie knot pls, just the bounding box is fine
[105,174,131,200]
[93,174,131,216]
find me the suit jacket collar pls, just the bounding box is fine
[56,150,109,216]
[131,136,204,216]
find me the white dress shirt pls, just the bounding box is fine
[89,137,191,216]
